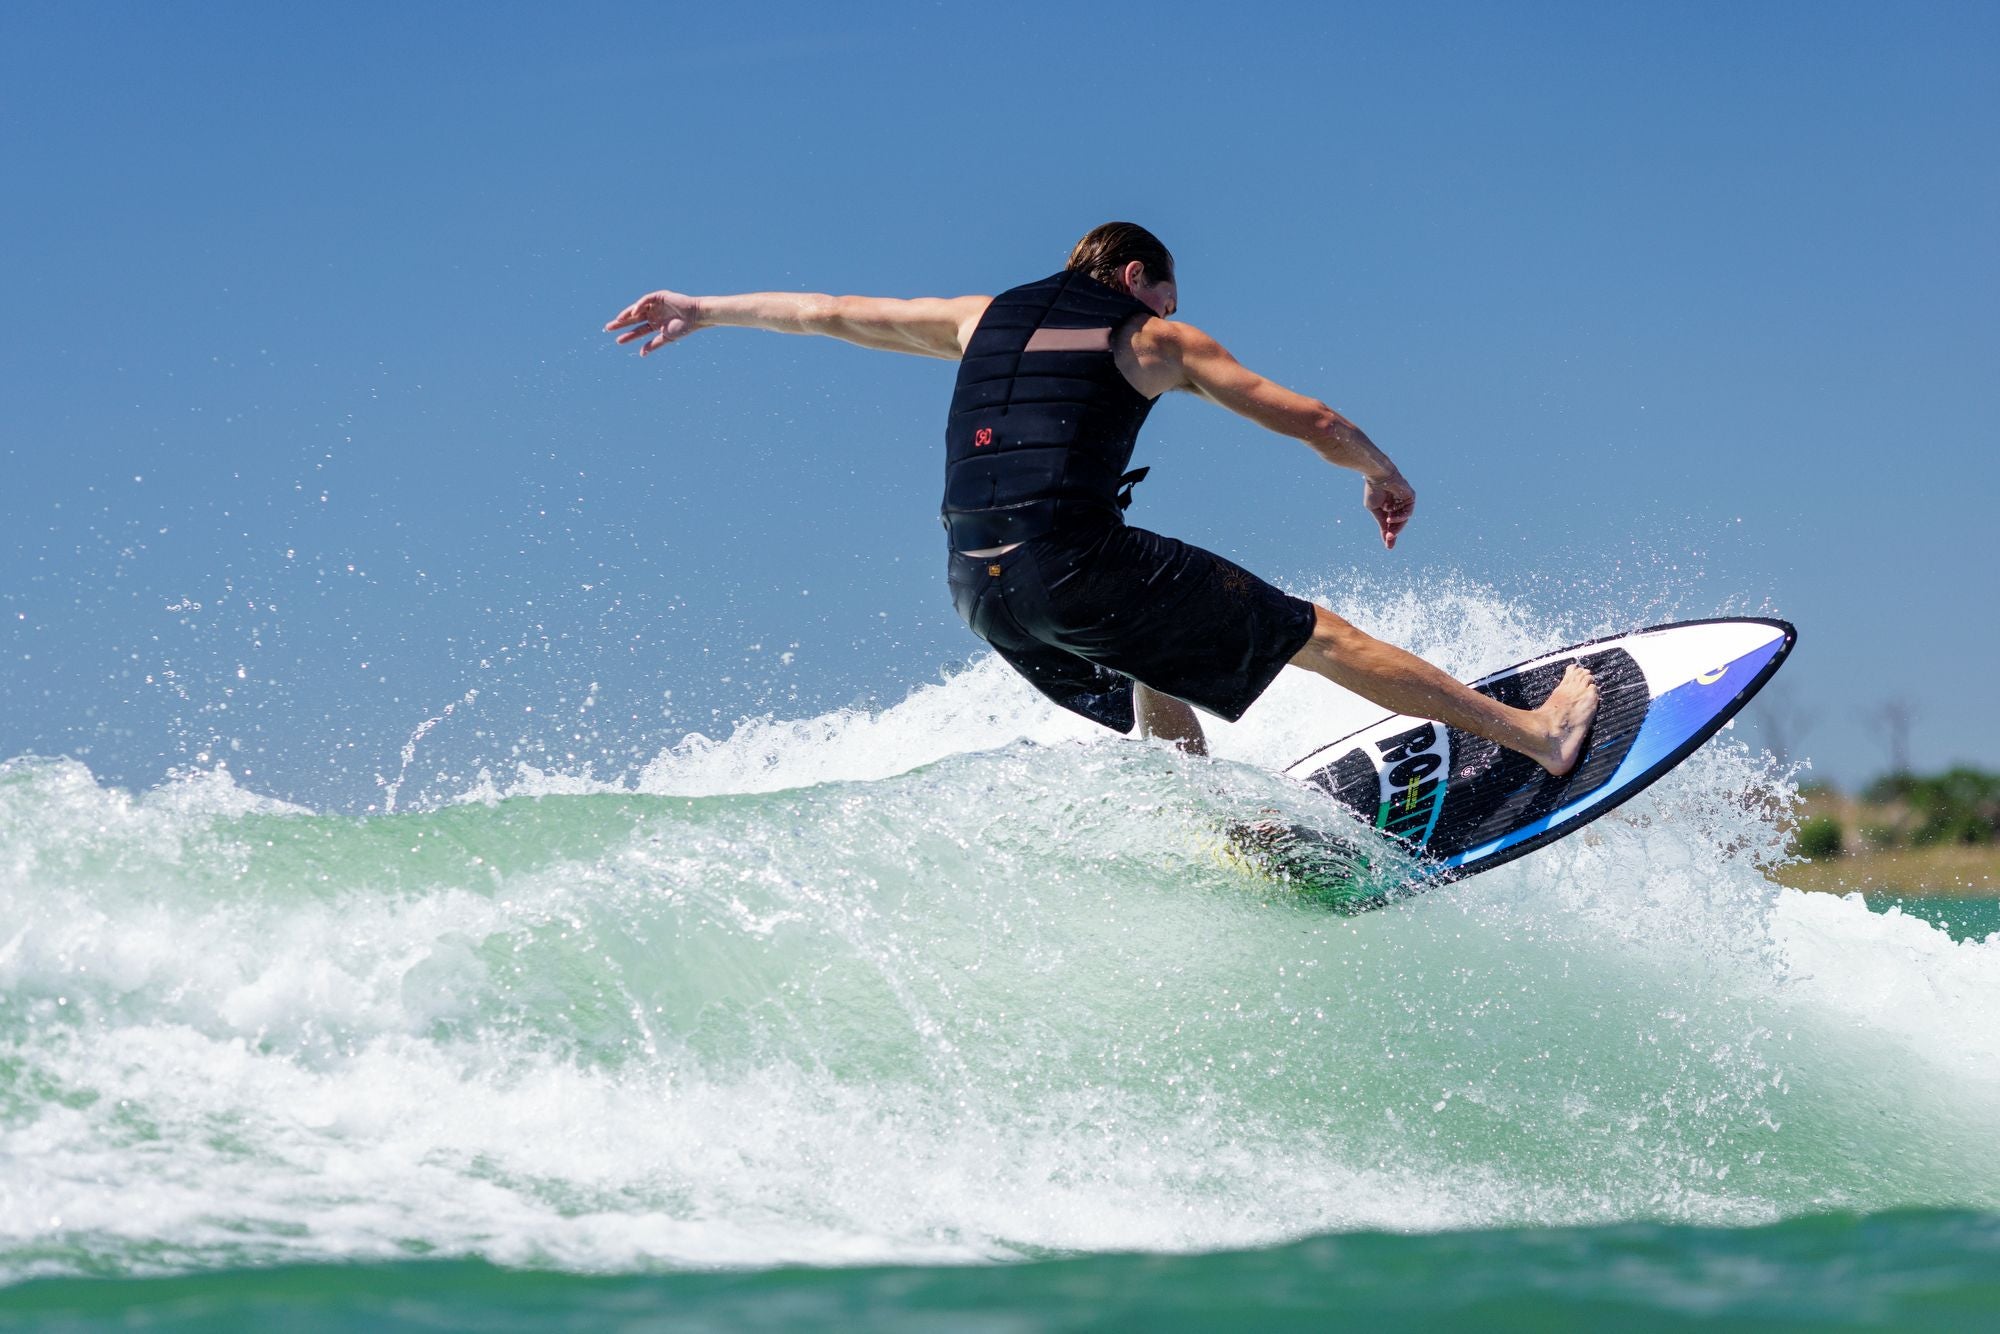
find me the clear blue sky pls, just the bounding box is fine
[2,2,1994,807]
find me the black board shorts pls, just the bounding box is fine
[946,522,1319,733]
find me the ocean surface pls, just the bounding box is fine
[3,591,1996,1328]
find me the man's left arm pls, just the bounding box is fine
[1165,323,1416,550]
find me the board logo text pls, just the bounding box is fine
[1374,721,1450,845]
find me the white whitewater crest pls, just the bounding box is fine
[1,582,1996,1281]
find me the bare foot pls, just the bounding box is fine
[1533,664,1600,777]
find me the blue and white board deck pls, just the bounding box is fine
[1271,618,1796,908]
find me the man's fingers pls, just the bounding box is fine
[605,298,662,332]
[1362,474,1414,551]
[1373,505,1410,550]
[614,327,653,345]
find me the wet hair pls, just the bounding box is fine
[1065,222,1175,292]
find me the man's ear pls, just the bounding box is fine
[1120,259,1145,293]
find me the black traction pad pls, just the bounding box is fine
[1300,647,1649,859]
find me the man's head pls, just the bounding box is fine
[1067,222,1177,319]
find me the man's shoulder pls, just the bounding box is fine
[1125,317,1222,362]
[1112,317,1206,398]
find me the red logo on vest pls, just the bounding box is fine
[973,427,994,447]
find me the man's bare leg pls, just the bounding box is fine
[1289,607,1599,776]
[1136,684,1208,756]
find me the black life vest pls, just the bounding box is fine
[941,270,1158,550]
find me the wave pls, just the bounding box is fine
[2,584,1995,1280]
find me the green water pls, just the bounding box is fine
[1865,894,2000,944]
[4,1211,1996,1331]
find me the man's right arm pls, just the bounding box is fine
[607,289,991,360]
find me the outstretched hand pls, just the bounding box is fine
[605,290,700,355]
[1363,472,1416,550]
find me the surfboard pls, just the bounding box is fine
[1242,618,1797,911]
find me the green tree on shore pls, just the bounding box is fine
[1860,768,2000,846]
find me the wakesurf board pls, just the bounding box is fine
[1241,618,1796,911]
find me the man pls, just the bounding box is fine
[606,223,1598,774]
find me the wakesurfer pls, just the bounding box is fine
[606,223,1598,774]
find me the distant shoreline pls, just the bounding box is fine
[1773,843,2000,897]
[1773,771,2000,897]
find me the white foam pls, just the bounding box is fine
[1772,889,2000,1092]
[635,655,1104,797]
